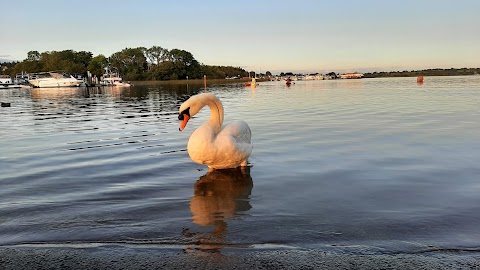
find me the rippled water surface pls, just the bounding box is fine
[1,76,480,254]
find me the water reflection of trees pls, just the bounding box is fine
[184,167,253,254]
[28,83,204,123]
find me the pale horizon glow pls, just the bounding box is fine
[1,0,479,73]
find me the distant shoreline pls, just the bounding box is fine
[363,67,480,78]
[131,78,270,85]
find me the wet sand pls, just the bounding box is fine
[1,247,480,269]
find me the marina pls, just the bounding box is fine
[0,68,132,89]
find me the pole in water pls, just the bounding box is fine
[204,75,206,89]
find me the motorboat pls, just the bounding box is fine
[100,67,131,87]
[0,75,23,89]
[14,71,31,84]
[28,72,83,88]
[339,72,364,79]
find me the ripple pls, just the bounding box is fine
[1,77,480,252]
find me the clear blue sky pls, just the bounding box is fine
[1,0,479,73]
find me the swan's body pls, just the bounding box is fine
[178,93,252,169]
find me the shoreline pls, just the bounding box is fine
[130,78,269,85]
[1,246,480,269]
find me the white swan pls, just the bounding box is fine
[178,93,252,169]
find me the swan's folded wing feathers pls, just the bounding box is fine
[221,120,252,144]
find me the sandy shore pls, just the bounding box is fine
[1,246,480,269]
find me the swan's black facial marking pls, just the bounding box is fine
[178,107,190,120]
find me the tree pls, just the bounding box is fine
[26,51,40,61]
[145,46,170,65]
[109,47,147,80]
[74,51,93,68]
[266,71,272,77]
[87,54,107,76]
[10,45,255,81]
[38,50,91,74]
[168,49,200,79]
[326,72,337,79]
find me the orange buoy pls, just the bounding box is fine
[417,76,424,83]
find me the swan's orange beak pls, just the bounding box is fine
[179,114,190,131]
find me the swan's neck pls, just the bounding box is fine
[204,97,224,133]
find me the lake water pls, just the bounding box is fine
[1,76,480,254]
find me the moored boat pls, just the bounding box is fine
[339,72,364,79]
[100,67,131,87]
[0,75,23,89]
[28,72,83,88]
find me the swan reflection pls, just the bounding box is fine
[185,167,253,253]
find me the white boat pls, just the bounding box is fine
[28,72,83,88]
[0,75,23,89]
[14,71,31,84]
[100,67,131,87]
[340,72,364,79]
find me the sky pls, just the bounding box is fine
[1,0,479,73]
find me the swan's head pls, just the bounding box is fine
[178,93,215,131]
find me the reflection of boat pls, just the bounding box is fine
[185,167,253,253]
[28,72,83,88]
[0,75,23,89]
[100,67,131,87]
[30,87,85,99]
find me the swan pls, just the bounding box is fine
[178,93,252,169]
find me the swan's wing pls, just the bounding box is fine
[217,120,253,160]
[221,120,252,145]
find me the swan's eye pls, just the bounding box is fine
[178,107,190,120]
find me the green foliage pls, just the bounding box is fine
[109,47,147,80]
[41,50,92,73]
[87,55,108,77]
[0,61,18,74]
[26,51,40,61]
[10,50,92,76]
[9,46,248,81]
[142,46,246,80]
[364,68,480,78]
[145,46,170,65]
[200,65,247,79]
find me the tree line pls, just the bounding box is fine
[2,46,249,81]
[364,68,480,78]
